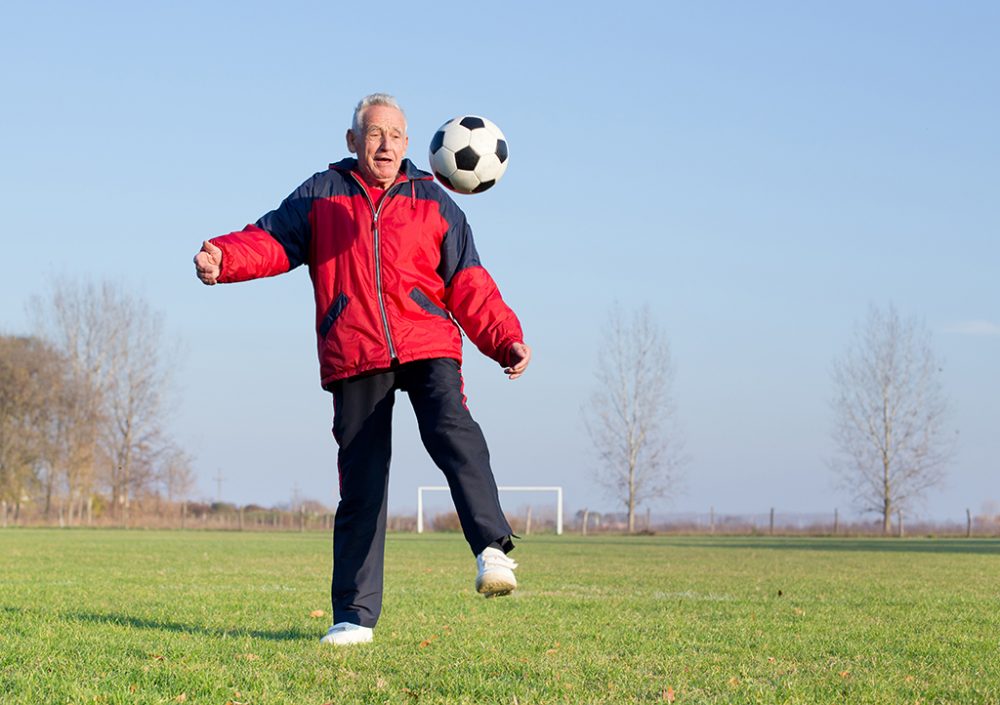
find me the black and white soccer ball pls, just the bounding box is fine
[428,116,509,194]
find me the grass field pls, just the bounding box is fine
[1,530,998,704]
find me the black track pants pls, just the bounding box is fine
[329,358,513,628]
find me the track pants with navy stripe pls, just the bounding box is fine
[328,357,514,628]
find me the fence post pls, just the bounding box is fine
[833,508,839,535]
[709,506,715,533]
[966,508,972,538]
[299,506,305,532]
[769,508,775,535]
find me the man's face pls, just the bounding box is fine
[349,104,409,188]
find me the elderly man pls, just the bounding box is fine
[195,94,529,646]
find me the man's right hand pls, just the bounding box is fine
[193,240,222,285]
[504,342,532,380]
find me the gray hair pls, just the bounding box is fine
[352,93,407,134]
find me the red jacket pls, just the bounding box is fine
[211,158,524,387]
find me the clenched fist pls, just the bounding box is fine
[193,240,222,285]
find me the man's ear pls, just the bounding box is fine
[346,129,357,154]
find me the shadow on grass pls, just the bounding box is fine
[66,611,313,641]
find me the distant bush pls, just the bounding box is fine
[431,512,462,532]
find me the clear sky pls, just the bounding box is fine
[1,1,997,523]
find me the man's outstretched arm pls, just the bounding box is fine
[193,174,318,286]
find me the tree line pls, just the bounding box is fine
[584,302,956,535]
[0,280,194,525]
[0,283,961,535]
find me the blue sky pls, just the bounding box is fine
[1,1,997,522]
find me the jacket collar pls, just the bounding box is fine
[329,157,433,182]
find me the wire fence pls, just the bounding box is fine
[3,500,999,537]
[417,507,1000,538]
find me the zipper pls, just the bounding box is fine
[351,173,404,360]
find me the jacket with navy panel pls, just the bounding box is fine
[211,158,524,387]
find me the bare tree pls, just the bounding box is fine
[30,282,115,522]
[100,290,169,523]
[831,304,953,533]
[583,304,684,533]
[48,376,101,524]
[31,280,178,524]
[159,444,196,505]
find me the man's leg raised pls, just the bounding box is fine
[404,359,515,560]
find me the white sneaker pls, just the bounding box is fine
[320,622,373,646]
[475,546,518,597]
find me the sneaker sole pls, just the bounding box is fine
[476,576,516,598]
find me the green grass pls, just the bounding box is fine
[1,530,998,704]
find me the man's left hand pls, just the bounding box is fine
[504,342,532,380]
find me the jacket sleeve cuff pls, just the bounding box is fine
[497,337,523,367]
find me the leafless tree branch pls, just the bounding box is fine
[582,304,685,532]
[830,303,954,533]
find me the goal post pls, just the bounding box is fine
[417,485,563,535]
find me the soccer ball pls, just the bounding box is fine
[428,116,509,194]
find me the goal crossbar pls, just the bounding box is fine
[417,485,563,535]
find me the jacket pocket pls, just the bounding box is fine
[319,292,349,337]
[409,287,449,320]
